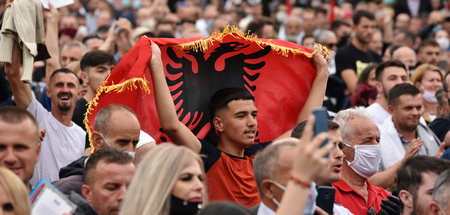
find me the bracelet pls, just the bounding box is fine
[289,173,311,188]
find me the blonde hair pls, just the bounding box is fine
[411,63,443,85]
[65,61,81,77]
[119,143,205,215]
[0,167,31,215]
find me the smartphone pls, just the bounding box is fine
[315,186,335,215]
[312,107,329,156]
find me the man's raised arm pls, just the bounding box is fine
[5,41,33,109]
[148,42,202,153]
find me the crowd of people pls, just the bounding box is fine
[0,0,450,214]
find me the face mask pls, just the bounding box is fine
[270,180,316,215]
[276,11,287,24]
[437,37,449,50]
[383,0,394,5]
[423,90,438,103]
[344,143,381,178]
[132,0,141,9]
[169,195,202,215]
[311,0,321,8]
[122,0,130,8]
[126,151,135,159]
[100,133,112,148]
[408,66,415,75]
[270,180,286,208]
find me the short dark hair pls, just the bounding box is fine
[291,120,339,138]
[419,38,440,51]
[301,34,315,44]
[375,60,407,81]
[82,35,104,45]
[396,156,450,200]
[209,88,255,116]
[353,10,375,25]
[94,104,136,136]
[80,50,115,71]
[0,106,39,142]
[245,16,273,38]
[330,20,350,32]
[388,83,420,106]
[393,29,415,44]
[49,68,80,85]
[84,147,133,186]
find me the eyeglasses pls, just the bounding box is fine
[324,43,337,48]
[367,206,377,215]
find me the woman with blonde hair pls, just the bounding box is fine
[411,63,443,124]
[119,143,205,215]
[0,167,31,215]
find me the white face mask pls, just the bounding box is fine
[270,180,316,215]
[423,90,438,103]
[436,37,449,50]
[276,11,287,24]
[344,143,381,178]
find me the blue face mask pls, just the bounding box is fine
[270,180,317,215]
[383,0,394,5]
[121,0,130,8]
[132,0,141,10]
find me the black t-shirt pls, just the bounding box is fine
[199,139,271,172]
[72,98,88,130]
[335,43,381,79]
[72,98,90,149]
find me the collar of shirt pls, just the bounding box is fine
[257,202,276,215]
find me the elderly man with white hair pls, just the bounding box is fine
[332,107,391,215]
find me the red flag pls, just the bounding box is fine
[329,0,335,27]
[85,26,320,147]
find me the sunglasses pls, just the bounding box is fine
[324,43,337,48]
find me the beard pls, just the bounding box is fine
[411,202,427,215]
[382,85,389,99]
[356,34,370,45]
[57,103,72,112]
[397,120,419,132]
[56,92,73,112]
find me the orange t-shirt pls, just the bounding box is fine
[200,140,270,207]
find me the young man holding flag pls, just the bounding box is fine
[148,41,330,207]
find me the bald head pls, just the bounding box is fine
[93,104,140,152]
[393,46,417,69]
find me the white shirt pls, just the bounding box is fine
[256,199,354,215]
[366,102,390,127]
[334,203,354,215]
[379,116,441,169]
[27,98,86,186]
[257,202,276,215]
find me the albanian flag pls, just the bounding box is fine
[85,26,323,146]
